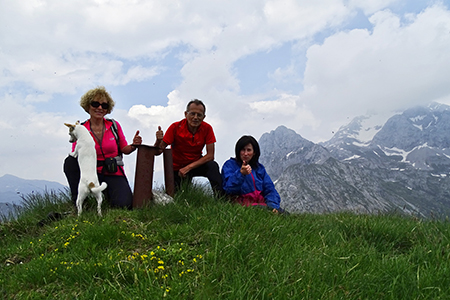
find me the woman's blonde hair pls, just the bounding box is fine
[79,86,115,114]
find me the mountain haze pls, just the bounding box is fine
[0,174,66,217]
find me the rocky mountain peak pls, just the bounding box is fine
[372,103,450,150]
[259,102,450,218]
[259,125,330,180]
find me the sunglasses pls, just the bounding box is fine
[91,101,109,109]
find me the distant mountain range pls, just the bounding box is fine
[0,174,66,218]
[259,102,450,218]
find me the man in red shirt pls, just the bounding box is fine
[155,99,223,196]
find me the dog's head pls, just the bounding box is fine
[64,121,81,143]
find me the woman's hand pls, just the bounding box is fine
[240,161,252,176]
[123,130,142,154]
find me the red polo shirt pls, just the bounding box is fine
[163,119,216,171]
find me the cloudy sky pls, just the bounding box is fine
[1,0,450,187]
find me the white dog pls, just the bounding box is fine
[65,121,107,216]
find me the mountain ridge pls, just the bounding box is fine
[0,174,66,208]
[259,102,450,218]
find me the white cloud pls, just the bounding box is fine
[302,4,450,135]
[0,0,448,188]
[250,94,298,115]
[264,0,350,37]
[349,0,401,15]
[0,94,70,183]
[268,65,300,84]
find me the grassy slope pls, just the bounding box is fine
[1,186,450,299]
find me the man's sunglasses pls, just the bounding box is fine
[91,101,109,109]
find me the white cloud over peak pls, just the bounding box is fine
[302,4,450,133]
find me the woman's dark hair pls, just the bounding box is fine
[235,135,260,168]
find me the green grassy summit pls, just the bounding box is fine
[1,185,450,299]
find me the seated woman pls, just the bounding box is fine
[221,135,284,213]
[63,86,142,209]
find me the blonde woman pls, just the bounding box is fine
[63,86,141,209]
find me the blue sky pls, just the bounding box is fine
[0,0,449,187]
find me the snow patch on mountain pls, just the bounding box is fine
[379,146,410,161]
[352,113,393,143]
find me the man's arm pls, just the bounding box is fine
[178,143,215,177]
[154,139,168,150]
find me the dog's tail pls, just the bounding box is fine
[89,182,108,193]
